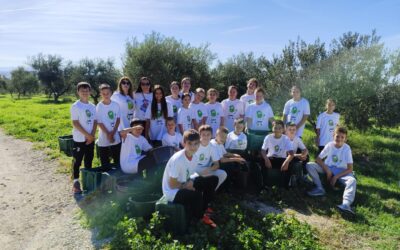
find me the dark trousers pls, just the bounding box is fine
[98,143,121,166]
[173,175,218,220]
[219,161,248,189]
[72,141,94,179]
[260,157,293,187]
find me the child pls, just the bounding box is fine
[285,123,309,185]
[162,129,219,227]
[111,76,134,130]
[221,85,244,132]
[119,121,153,174]
[240,78,258,110]
[189,88,208,130]
[145,85,173,146]
[134,77,153,132]
[205,88,224,138]
[195,125,227,190]
[70,82,97,194]
[260,120,294,187]
[225,118,248,152]
[245,87,274,132]
[162,117,183,151]
[177,93,195,134]
[96,84,121,166]
[306,126,356,215]
[165,81,182,125]
[316,99,340,152]
[211,127,247,188]
[179,77,195,102]
[282,86,310,138]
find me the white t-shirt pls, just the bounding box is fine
[205,102,223,137]
[162,150,198,202]
[262,134,293,158]
[316,112,340,146]
[111,92,134,130]
[194,143,221,174]
[145,102,173,141]
[221,99,244,132]
[177,107,194,132]
[70,100,96,142]
[225,131,247,150]
[179,91,195,102]
[166,95,182,123]
[240,93,256,111]
[120,134,152,174]
[288,136,306,153]
[162,132,183,149]
[210,139,227,159]
[95,101,121,147]
[245,101,274,131]
[283,98,310,137]
[319,142,353,175]
[134,92,153,120]
[189,102,207,125]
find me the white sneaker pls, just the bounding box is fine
[307,187,326,196]
[337,204,355,215]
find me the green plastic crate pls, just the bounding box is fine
[127,193,162,218]
[246,129,269,151]
[265,168,283,187]
[58,135,73,157]
[155,195,187,234]
[81,165,120,193]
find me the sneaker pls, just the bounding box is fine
[205,207,215,215]
[73,181,82,194]
[307,187,326,197]
[337,204,355,215]
[202,214,217,228]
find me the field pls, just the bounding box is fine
[0,95,399,249]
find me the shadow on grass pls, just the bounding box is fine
[35,98,73,104]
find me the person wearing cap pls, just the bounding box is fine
[119,119,153,174]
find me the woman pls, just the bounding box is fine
[111,76,134,130]
[134,77,153,134]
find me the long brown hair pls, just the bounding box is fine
[136,76,153,93]
[117,76,133,97]
[151,85,169,120]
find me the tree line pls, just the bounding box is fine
[0,30,399,130]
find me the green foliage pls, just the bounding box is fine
[123,31,215,90]
[9,67,39,98]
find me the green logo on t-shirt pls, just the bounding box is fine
[127,100,133,110]
[328,119,334,126]
[248,100,254,104]
[197,110,203,118]
[108,111,114,120]
[274,145,280,152]
[156,110,162,118]
[135,145,141,155]
[173,105,178,113]
[85,109,91,118]
[187,115,191,122]
[229,105,235,113]
[256,110,262,118]
[186,169,190,180]
[332,155,339,163]
[199,153,205,161]
[211,109,217,117]
[238,140,243,145]
[291,107,298,114]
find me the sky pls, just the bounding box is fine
[0,0,399,71]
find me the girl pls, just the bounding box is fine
[189,88,208,130]
[134,77,153,131]
[145,85,173,147]
[245,88,274,132]
[221,85,244,132]
[165,81,182,126]
[316,99,340,152]
[205,88,224,138]
[240,78,258,110]
[111,76,134,130]
[177,93,195,134]
[162,117,183,151]
[179,77,195,102]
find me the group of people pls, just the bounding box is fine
[70,76,357,228]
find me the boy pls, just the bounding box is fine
[205,88,224,138]
[162,129,219,227]
[119,120,153,174]
[221,85,244,132]
[282,86,310,138]
[225,118,248,151]
[285,123,309,186]
[260,120,294,187]
[316,99,340,152]
[96,84,121,167]
[194,125,227,190]
[70,82,97,194]
[162,117,183,151]
[240,78,258,111]
[189,88,207,130]
[306,126,356,215]
[177,93,195,134]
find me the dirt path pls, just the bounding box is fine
[0,130,96,250]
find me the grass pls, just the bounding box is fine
[0,94,399,249]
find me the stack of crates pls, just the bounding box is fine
[81,165,120,193]
[58,135,74,157]
[155,195,187,234]
[246,129,269,151]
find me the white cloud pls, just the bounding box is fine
[221,25,260,35]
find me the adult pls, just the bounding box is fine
[111,76,134,130]
[134,76,153,133]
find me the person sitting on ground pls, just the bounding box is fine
[162,117,183,152]
[119,120,153,174]
[306,126,357,215]
[162,129,219,228]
